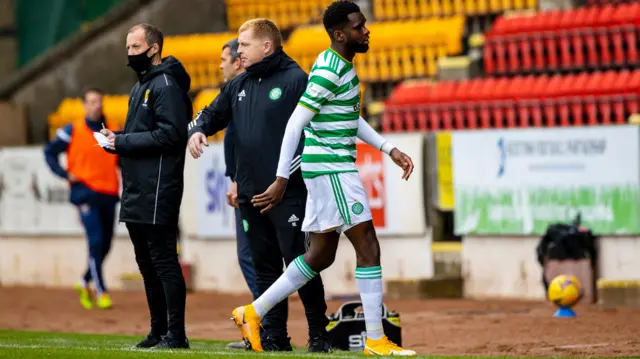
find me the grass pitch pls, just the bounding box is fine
[0,330,614,359]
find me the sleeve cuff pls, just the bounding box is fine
[381,141,395,155]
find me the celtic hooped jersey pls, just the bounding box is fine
[298,48,361,179]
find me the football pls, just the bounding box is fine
[548,274,583,308]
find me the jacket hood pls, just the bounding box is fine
[141,56,191,92]
[245,47,299,78]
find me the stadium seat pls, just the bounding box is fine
[163,33,238,91]
[225,0,332,31]
[484,3,640,75]
[371,0,537,20]
[47,95,130,140]
[48,90,228,143]
[382,70,640,132]
[287,17,465,82]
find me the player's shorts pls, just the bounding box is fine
[302,171,372,233]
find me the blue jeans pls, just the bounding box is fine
[235,207,260,299]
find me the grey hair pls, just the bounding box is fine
[222,38,240,62]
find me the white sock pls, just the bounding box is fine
[356,266,384,340]
[252,255,316,318]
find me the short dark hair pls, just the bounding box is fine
[222,38,240,62]
[323,1,361,36]
[82,87,103,102]
[128,23,164,54]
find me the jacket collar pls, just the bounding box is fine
[245,47,285,78]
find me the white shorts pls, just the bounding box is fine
[302,171,372,233]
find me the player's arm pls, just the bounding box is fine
[43,124,72,180]
[357,116,396,155]
[357,116,414,180]
[187,86,233,159]
[251,105,314,213]
[275,105,315,180]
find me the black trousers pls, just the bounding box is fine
[239,196,328,339]
[126,222,186,338]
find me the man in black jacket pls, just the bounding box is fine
[187,19,331,353]
[101,23,191,349]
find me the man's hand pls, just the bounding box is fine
[251,177,288,214]
[226,181,239,208]
[188,132,208,159]
[100,129,116,151]
[390,148,414,180]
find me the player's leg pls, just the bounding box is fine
[237,201,291,351]
[233,230,340,352]
[126,222,168,348]
[267,197,332,352]
[235,207,259,299]
[227,207,260,350]
[95,200,117,309]
[76,203,103,309]
[145,223,189,348]
[345,221,414,356]
[232,174,342,352]
[335,171,415,356]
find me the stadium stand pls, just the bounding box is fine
[225,0,333,30]
[483,3,640,75]
[49,0,640,142]
[372,0,537,20]
[286,16,465,81]
[47,90,225,141]
[382,69,640,132]
[48,9,467,137]
[47,95,129,139]
[162,33,238,91]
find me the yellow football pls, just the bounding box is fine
[548,274,583,308]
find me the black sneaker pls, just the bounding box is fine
[308,332,332,353]
[262,336,293,351]
[153,332,189,349]
[135,334,162,348]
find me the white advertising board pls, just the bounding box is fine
[193,133,427,238]
[452,125,640,235]
[194,142,236,238]
[0,147,128,236]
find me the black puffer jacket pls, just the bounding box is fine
[112,56,192,225]
[188,47,307,202]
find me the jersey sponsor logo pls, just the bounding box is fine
[238,89,246,101]
[269,87,282,100]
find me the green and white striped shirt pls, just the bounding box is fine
[298,48,361,179]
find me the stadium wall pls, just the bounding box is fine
[2,0,227,144]
[0,133,434,294]
[462,236,640,299]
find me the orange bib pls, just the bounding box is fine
[67,120,120,196]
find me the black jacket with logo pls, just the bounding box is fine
[188,47,307,202]
[111,56,192,225]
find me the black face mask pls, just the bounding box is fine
[127,47,153,74]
